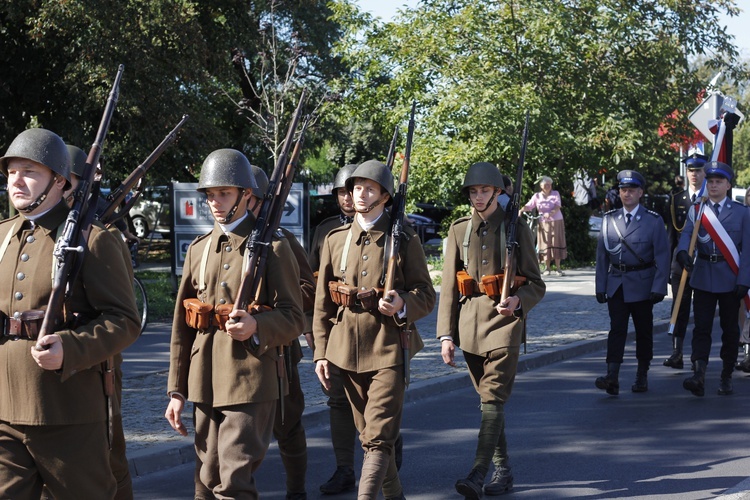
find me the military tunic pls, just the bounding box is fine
[309,214,347,273]
[667,188,699,339]
[312,212,435,460]
[168,212,303,497]
[0,201,140,499]
[437,208,545,401]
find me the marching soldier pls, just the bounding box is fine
[313,160,435,500]
[0,128,140,498]
[165,149,303,497]
[677,161,750,397]
[309,164,363,494]
[664,153,706,370]
[438,162,545,498]
[595,170,669,395]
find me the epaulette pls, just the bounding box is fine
[327,223,351,236]
[450,215,471,228]
[730,200,746,208]
[603,209,617,216]
[194,232,211,243]
[646,209,661,217]
[275,228,285,238]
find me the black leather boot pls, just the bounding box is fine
[455,468,486,499]
[595,362,620,395]
[718,365,734,395]
[736,344,750,372]
[319,466,355,495]
[631,360,649,393]
[663,337,684,369]
[683,359,707,397]
[484,465,514,496]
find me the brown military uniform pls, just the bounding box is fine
[309,213,359,471]
[313,212,435,493]
[438,208,545,402]
[168,212,303,497]
[0,201,141,500]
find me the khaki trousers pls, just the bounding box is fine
[464,346,520,404]
[194,401,276,500]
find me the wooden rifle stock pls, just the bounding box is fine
[98,114,189,226]
[668,197,707,333]
[500,111,530,304]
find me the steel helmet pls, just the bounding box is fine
[333,164,359,191]
[67,145,88,179]
[0,128,71,188]
[250,165,269,196]
[345,160,395,202]
[197,148,258,193]
[461,162,504,196]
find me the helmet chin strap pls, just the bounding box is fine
[470,189,500,214]
[20,175,59,214]
[217,189,245,223]
[354,195,388,214]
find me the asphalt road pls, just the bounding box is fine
[132,318,750,499]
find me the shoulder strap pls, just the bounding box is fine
[339,228,354,283]
[199,236,212,292]
[462,218,472,266]
[0,223,17,265]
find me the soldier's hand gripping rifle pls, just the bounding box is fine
[229,90,308,422]
[97,114,189,226]
[500,111,530,306]
[382,101,416,386]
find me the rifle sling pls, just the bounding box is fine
[461,218,505,274]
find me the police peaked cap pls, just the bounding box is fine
[704,161,733,181]
[617,170,646,189]
[682,152,708,170]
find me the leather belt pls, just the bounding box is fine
[698,253,726,263]
[2,314,44,341]
[613,261,655,272]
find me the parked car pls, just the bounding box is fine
[406,213,440,243]
[129,186,171,238]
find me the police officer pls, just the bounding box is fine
[0,128,141,498]
[438,162,545,498]
[677,161,750,397]
[249,164,314,500]
[595,170,669,395]
[313,160,435,500]
[165,149,304,498]
[664,153,706,369]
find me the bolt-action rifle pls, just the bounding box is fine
[97,114,189,226]
[382,101,416,386]
[500,111,530,306]
[34,64,124,446]
[230,90,309,422]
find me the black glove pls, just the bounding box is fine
[649,293,665,304]
[724,112,741,131]
[736,285,750,300]
[596,292,608,304]
[676,250,693,272]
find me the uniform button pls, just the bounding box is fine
[16,273,25,281]
[221,281,228,288]
[223,264,230,270]
[26,235,35,243]
[362,255,368,260]
[219,299,226,304]
[361,286,367,290]
[13,312,20,319]
[20,254,29,262]
[364,239,370,245]
[225,247,232,252]
[482,231,487,236]
[14,292,23,300]
[482,260,488,265]
[361,271,368,276]
[482,245,487,250]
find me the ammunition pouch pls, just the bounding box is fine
[328,281,358,307]
[456,270,476,297]
[213,303,234,331]
[183,298,214,330]
[2,310,45,340]
[357,288,383,311]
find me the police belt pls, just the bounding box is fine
[697,253,726,263]
[1,310,45,340]
[612,261,655,272]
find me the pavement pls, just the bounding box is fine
[120,267,750,498]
